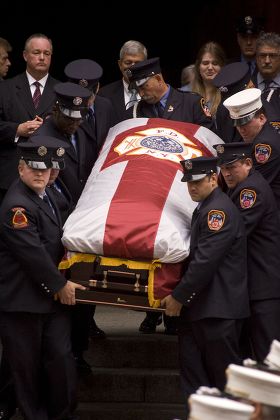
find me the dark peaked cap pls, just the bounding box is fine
[180,156,218,182]
[27,137,70,170]
[214,142,252,165]
[127,57,161,87]
[54,82,91,119]
[213,62,251,98]
[64,59,103,91]
[236,15,264,34]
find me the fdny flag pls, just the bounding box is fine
[62,118,223,301]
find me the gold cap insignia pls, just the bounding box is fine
[73,96,82,106]
[185,160,192,170]
[56,147,65,157]
[38,146,47,156]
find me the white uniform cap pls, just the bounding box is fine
[223,88,262,126]
[188,394,254,419]
[226,364,280,407]
[264,339,280,370]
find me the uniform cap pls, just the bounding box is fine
[264,340,280,371]
[223,88,262,126]
[213,62,251,98]
[126,57,161,87]
[189,394,254,420]
[236,16,264,35]
[64,59,103,92]
[54,82,91,119]
[214,142,252,165]
[18,136,69,170]
[180,156,218,182]
[226,364,280,407]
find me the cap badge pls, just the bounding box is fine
[38,146,47,156]
[73,96,82,106]
[56,147,65,157]
[245,16,252,25]
[79,79,88,88]
[219,86,228,93]
[216,144,224,154]
[185,160,192,170]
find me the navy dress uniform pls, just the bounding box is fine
[127,57,215,131]
[0,137,78,420]
[64,58,114,151]
[216,142,280,361]
[224,88,280,209]
[171,157,249,407]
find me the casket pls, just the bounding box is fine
[60,118,223,310]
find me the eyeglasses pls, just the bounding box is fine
[257,53,280,60]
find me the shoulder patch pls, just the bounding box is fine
[200,98,212,117]
[207,210,225,231]
[254,143,271,164]
[12,207,29,229]
[240,189,256,209]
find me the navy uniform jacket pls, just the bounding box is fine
[98,80,134,125]
[32,117,97,204]
[172,187,250,321]
[0,73,59,189]
[80,95,114,151]
[135,87,215,131]
[228,169,280,300]
[0,179,66,313]
[251,122,280,208]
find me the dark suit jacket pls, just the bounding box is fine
[228,169,280,300]
[0,73,59,189]
[135,87,215,131]
[172,187,250,321]
[0,179,66,313]
[98,79,135,124]
[32,117,97,204]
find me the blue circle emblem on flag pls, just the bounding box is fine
[140,136,184,153]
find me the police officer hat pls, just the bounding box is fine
[17,136,69,170]
[213,62,252,98]
[127,57,161,87]
[223,88,262,126]
[54,82,91,119]
[214,143,252,165]
[180,156,218,182]
[64,59,103,93]
[236,16,264,35]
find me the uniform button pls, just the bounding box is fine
[47,290,50,293]
[41,283,45,286]
[80,179,83,183]
[187,299,190,303]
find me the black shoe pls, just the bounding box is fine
[74,354,91,371]
[89,323,106,339]
[164,326,178,335]
[139,313,162,334]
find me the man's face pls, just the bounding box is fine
[118,53,146,83]
[23,37,52,77]
[137,75,165,104]
[0,46,11,78]
[220,159,252,189]
[55,111,83,135]
[187,174,216,202]
[19,161,51,194]
[237,33,258,59]
[236,115,266,142]
[256,44,280,79]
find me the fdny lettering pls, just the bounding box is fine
[255,143,271,164]
[240,189,256,209]
[200,98,212,117]
[12,207,28,229]
[207,210,225,231]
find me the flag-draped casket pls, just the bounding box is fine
[61,118,223,308]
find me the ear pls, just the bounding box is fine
[23,50,28,63]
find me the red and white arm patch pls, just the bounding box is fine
[254,143,271,164]
[240,189,256,209]
[207,209,225,231]
[11,207,29,229]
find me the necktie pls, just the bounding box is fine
[263,79,272,92]
[87,107,96,138]
[126,89,138,109]
[156,102,164,117]
[32,81,41,109]
[42,192,56,216]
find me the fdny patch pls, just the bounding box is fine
[207,210,225,231]
[12,207,28,229]
[200,98,212,117]
[255,143,271,164]
[240,189,256,209]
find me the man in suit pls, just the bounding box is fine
[0,136,84,420]
[98,40,147,124]
[0,33,59,204]
[0,38,12,81]
[161,157,249,414]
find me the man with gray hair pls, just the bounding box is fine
[98,40,147,124]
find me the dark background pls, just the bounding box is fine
[2,0,279,87]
